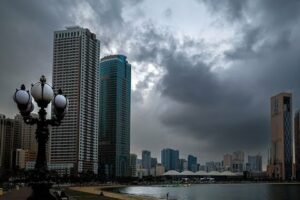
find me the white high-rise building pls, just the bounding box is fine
[50,26,100,174]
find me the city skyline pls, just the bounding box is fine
[2,0,300,167]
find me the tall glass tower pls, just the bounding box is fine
[51,27,100,174]
[99,55,131,177]
[161,148,179,172]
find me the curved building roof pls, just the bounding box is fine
[163,170,180,176]
[163,170,238,176]
[180,170,195,175]
[195,171,208,175]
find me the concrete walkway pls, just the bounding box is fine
[0,187,31,200]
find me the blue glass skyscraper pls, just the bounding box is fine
[99,55,131,178]
[188,155,197,172]
[161,148,179,171]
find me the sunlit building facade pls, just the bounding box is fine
[267,92,293,180]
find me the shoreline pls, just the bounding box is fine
[68,182,300,199]
[69,185,159,200]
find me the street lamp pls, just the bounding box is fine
[13,75,68,200]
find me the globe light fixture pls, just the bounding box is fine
[13,75,68,200]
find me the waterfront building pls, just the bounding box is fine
[294,110,300,180]
[198,165,206,171]
[99,55,131,177]
[51,26,100,174]
[142,150,151,172]
[179,158,188,172]
[232,151,244,172]
[155,164,165,176]
[223,154,232,171]
[205,161,216,172]
[247,154,262,172]
[151,157,157,168]
[0,116,15,169]
[188,155,197,172]
[161,148,179,171]
[130,154,137,177]
[267,92,293,180]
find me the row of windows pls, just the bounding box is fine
[55,31,81,38]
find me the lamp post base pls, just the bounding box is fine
[27,182,55,200]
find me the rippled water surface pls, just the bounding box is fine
[120,184,300,200]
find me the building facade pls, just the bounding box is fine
[142,150,151,172]
[15,114,37,152]
[294,110,300,180]
[267,92,293,180]
[223,154,232,171]
[188,155,197,172]
[51,26,100,174]
[161,148,179,171]
[99,55,131,177]
[129,154,137,177]
[232,151,244,173]
[0,116,15,170]
[179,159,188,172]
[247,155,262,172]
[151,157,157,168]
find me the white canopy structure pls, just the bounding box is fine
[163,170,238,177]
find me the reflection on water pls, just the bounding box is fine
[120,184,300,200]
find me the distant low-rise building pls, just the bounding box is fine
[247,154,262,172]
[130,154,137,177]
[179,159,188,172]
[155,164,165,176]
[223,154,232,171]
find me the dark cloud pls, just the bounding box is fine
[2,0,300,165]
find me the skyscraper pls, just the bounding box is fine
[247,155,262,172]
[267,92,293,180]
[51,26,100,174]
[0,115,15,169]
[232,151,244,172]
[161,148,179,171]
[142,150,151,172]
[99,55,131,177]
[294,110,300,180]
[188,155,197,172]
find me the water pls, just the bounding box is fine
[119,183,300,200]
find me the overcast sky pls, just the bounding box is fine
[1,0,300,168]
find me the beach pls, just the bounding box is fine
[69,185,158,200]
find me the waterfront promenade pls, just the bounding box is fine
[0,187,31,200]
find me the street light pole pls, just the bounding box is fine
[13,75,68,200]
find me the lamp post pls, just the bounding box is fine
[13,75,68,200]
